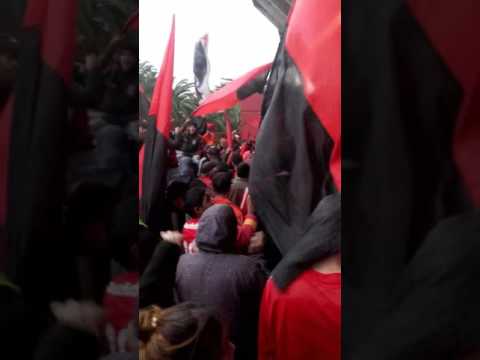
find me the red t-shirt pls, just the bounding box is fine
[258,270,341,360]
[182,218,199,253]
[103,272,139,353]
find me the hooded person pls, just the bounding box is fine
[176,204,267,360]
[258,193,341,360]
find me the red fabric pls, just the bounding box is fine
[408,0,480,205]
[213,195,244,224]
[236,214,257,252]
[259,271,341,360]
[149,16,175,137]
[182,218,199,244]
[24,0,77,83]
[123,10,139,32]
[225,113,233,149]
[199,176,213,189]
[286,0,341,191]
[202,131,216,145]
[193,63,272,117]
[103,272,139,353]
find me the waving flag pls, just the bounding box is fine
[250,0,340,256]
[193,34,210,99]
[342,0,480,357]
[193,63,272,117]
[141,16,175,231]
[4,0,77,301]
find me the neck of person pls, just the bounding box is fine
[314,253,341,274]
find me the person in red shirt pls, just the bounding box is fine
[258,193,341,360]
[182,186,212,253]
[211,172,244,224]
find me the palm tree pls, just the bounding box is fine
[172,80,200,128]
[77,0,137,54]
[139,61,158,98]
[139,61,242,135]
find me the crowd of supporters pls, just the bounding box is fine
[137,119,342,360]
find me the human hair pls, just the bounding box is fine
[139,304,224,360]
[212,172,232,195]
[200,161,217,176]
[236,162,250,179]
[184,187,206,218]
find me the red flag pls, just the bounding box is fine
[148,16,175,137]
[286,0,341,190]
[225,113,233,149]
[193,63,272,117]
[122,10,139,33]
[5,0,77,295]
[408,0,480,205]
[140,16,176,230]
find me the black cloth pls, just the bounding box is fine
[353,211,480,360]
[272,193,341,290]
[176,205,267,360]
[342,1,473,356]
[172,132,203,156]
[140,240,182,309]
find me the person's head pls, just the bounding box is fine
[117,46,136,72]
[236,162,250,180]
[166,181,190,211]
[219,137,227,149]
[139,303,225,360]
[139,118,148,142]
[211,163,230,177]
[231,152,243,168]
[212,172,232,196]
[206,146,220,161]
[199,161,216,177]
[196,204,238,254]
[185,187,211,219]
[186,122,197,136]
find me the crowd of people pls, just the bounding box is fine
[1,13,341,360]
[137,120,342,360]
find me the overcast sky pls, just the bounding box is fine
[140,0,279,87]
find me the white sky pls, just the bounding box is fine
[139,0,279,87]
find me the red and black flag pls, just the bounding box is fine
[140,16,175,231]
[193,34,210,100]
[3,0,77,299]
[342,0,480,357]
[249,0,341,256]
[192,62,272,117]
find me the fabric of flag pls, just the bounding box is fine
[5,0,77,302]
[140,17,175,231]
[122,10,139,33]
[342,0,480,357]
[193,34,210,99]
[225,112,233,149]
[249,0,340,257]
[193,63,272,117]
